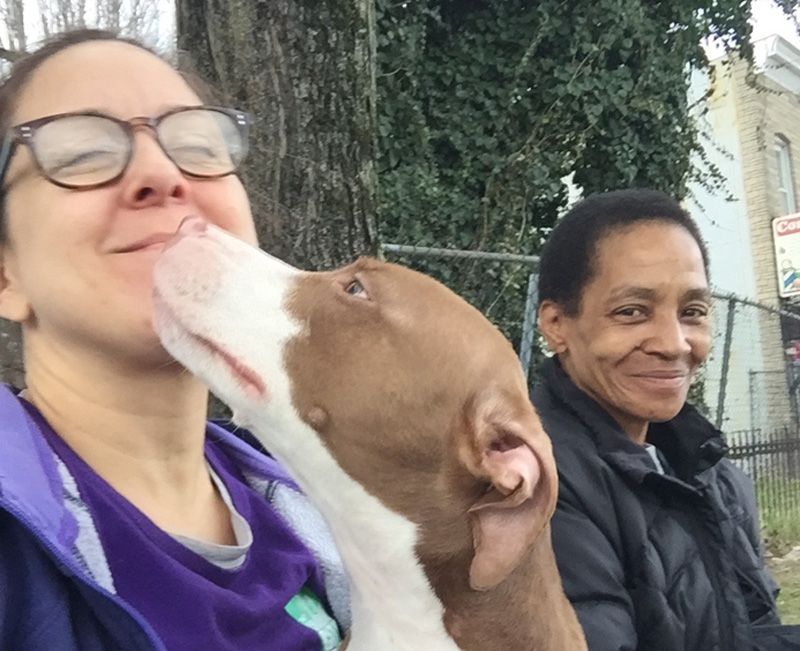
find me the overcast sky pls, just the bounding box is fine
[132,0,800,61]
[752,0,800,44]
[703,0,800,58]
[6,0,800,61]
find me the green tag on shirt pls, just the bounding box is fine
[285,586,342,651]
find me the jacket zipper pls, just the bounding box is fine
[688,492,736,651]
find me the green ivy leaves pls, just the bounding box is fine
[376,0,756,250]
[374,0,759,356]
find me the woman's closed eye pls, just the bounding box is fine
[48,149,121,175]
[171,142,221,159]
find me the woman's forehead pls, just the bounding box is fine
[13,40,201,124]
[590,222,707,291]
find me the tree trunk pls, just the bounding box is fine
[7,0,26,51]
[175,0,379,269]
[0,321,24,389]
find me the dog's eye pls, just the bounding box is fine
[344,279,370,300]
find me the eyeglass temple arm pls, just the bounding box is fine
[0,136,13,186]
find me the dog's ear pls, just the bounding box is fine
[459,388,557,591]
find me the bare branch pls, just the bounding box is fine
[8,0,26,50]
[98,0,122,32]
[0,46,23,62]
[38,0,51,39]
[123,0,158,43]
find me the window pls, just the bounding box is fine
[776,135,797,215]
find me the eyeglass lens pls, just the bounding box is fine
[30,109,246,187]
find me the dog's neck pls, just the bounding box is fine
[333,505,582,651]
[262,429,460,650]
[423,529,585,651]
[307,470,581,651]
[313,486,462,651]
[250,419,582,650]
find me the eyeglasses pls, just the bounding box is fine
[0,106,251,190]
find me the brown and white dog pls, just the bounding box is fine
[152,217,586,651]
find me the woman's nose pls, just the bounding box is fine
[118,131,190,208]
[644,314,693,358]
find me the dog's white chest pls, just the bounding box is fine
[246,418,462,650]
[341,528,463,651]
[347,618,461,651]
[341,521,462,651]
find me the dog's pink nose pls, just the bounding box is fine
[178,215,208,236]
[164,216,208,251]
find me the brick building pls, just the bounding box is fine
[689,35,800,432]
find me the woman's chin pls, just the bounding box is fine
[641,402,686,425]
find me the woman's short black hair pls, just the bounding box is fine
[538,188,710,315]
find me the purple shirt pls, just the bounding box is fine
[23,401,332,651]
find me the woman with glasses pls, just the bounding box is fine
[0,29,348,651]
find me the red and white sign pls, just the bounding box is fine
[773,213,800,298]
[774,215,800,236]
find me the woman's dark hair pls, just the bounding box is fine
[538,188,710,316]
[0,28,219,242]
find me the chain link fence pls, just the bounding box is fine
[380,242,800,547]
[380,243,541,378]
[705,293,800,547]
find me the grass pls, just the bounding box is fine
[761,503,800,625]
[756,478,800,556]
[757,480,800,625]
[763,515,800,557]
[769,557,800,625]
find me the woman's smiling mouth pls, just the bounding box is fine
[113,232,175,253]
[630,371,690,391]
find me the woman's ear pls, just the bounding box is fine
[0,246,31,323]
[537,300,568,355]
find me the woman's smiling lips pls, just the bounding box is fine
[113,232,175,254]
[630,370,691,390]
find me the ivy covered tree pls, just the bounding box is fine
[375,0,758,251]
[374,0,766,358]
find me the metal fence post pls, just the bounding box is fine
[715,297,737,429]
[749,369,757,434]
[519,272,538,381]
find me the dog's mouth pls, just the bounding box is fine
[190,332,268,401]
[153,291,268,401]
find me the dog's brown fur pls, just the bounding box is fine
[155,221,585,650]
[282,258,586,650]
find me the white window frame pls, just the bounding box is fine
[776,135,797,215]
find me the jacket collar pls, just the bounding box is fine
[538,357,728,482]
[0,385,77,549]
[206,421,301,490]
[0,385,300,553]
